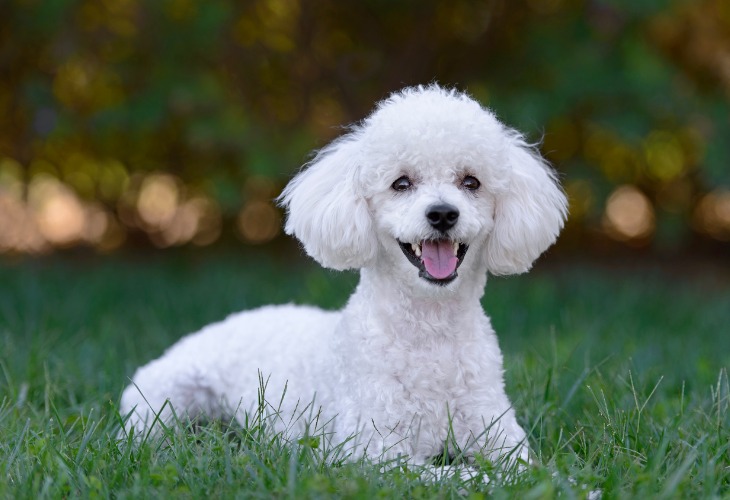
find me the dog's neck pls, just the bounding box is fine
[344,266,489,342]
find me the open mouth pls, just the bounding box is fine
[398,239,469,285]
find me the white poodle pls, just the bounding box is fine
[120,85,567,470]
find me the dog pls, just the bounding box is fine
[120,85,567,471]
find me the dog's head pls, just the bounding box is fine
[279,85,567,287]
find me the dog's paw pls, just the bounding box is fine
[419,464,489,485]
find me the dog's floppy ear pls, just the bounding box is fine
[278,136,377,270]
[486,133,568,275]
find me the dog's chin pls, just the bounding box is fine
[397,239,469,286]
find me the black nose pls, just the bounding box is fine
[426,203,459,232]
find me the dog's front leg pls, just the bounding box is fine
[452,409,531,474]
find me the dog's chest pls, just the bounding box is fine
[362,330,486,404]
[336,309,496,421]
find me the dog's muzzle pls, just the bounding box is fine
[398,239,469,285]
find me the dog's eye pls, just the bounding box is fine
[461,176,480,191]
[391,176,413,192]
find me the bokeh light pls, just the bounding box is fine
[643,131,686,182]
[123,173,224,247]
[564,180,594,222]
[237,200,280,244]
[0,158,223,253]
[136,173,180,230]
[603,185,656,243]
[29,176,87,246]
[0,189,47,254]
[694,190,730,241]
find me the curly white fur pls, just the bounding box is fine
[120,85,568,468]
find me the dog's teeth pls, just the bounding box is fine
[453,242,459,254]
[412,243,422,257]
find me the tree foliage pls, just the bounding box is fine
[1,0,729,252]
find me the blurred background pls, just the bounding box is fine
[1,0,729,258]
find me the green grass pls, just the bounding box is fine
[1,251,729,498]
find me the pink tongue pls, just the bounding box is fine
[421,240,458,279]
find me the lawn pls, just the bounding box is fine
[1,250,728,498]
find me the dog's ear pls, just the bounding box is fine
[278,137,377,270]
[486,134,568,275]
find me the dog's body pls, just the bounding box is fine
[120,85,567,467]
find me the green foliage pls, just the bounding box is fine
[0,254,728,496]
[1,0,730,252]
